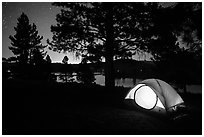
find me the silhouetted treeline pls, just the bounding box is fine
[3,58,201,85]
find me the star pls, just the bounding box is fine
[3,2,8,8]
[2,17,8,30]
[3,18,7,25]
[3,19,8,29]
[4,25,8,29]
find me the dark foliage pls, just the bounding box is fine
[77,62,95,85]
[147,2,202,61]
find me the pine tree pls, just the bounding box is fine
[60,56,73,83]
[62,56,69,64]
[30,23,47,65]
[9,12,45,65]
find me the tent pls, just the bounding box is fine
[125,79,185,115]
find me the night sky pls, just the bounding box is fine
[2,2,82,63]
[2,2,152,63]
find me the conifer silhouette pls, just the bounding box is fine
[9,12,46,65]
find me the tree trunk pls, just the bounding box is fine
[105,49,115,88]
[183,84,187,94]
[105,3,115,88]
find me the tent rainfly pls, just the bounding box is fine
[125,79,185,114]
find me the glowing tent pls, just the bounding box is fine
[125,79,184,114]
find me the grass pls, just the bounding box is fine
[2,79,202,135]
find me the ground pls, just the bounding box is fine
[2,79,202,135]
